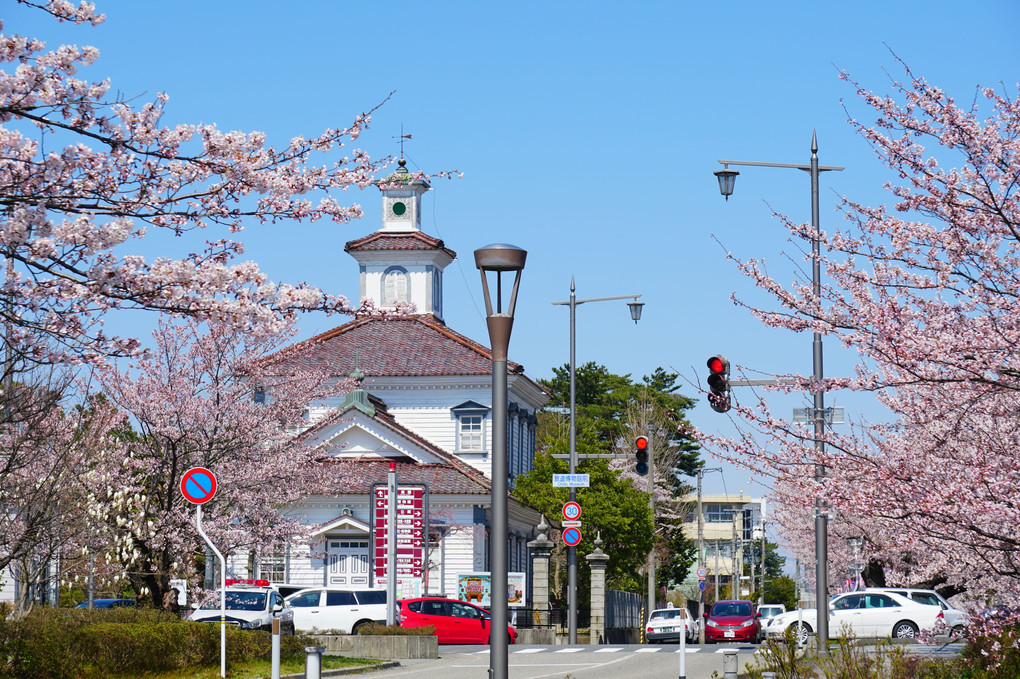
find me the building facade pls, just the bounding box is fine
[223,161,550,600]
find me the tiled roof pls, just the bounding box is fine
[327,460,491,495]
[273,316,524,378]
[344,231,456,259]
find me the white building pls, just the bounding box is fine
[227,161,549,599]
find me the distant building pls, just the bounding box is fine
[680,491,766,600]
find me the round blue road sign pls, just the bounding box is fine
[562,527,582,547]
[181,467,217,504]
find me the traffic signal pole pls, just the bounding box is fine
[713,133,844,654]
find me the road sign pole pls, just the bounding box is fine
[386,463,397,625]
[196,505,226,679]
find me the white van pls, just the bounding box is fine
[285,587,389,634]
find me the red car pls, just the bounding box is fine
[397,597,517,645]
[703,600,762,643]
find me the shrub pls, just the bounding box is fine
[356,622,435,636]
[0,608,322,679]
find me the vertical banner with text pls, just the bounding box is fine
[372,483,428,598]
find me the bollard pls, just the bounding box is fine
[762,672,777,679]
[722,648,738,679]
[271,618,281,679]
[305,646,325,679]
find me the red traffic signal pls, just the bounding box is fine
[634,436,649,475]
[706,355,731,413]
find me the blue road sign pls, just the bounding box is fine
[562,527,582,547]
[181,467,217,504]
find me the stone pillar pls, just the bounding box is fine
[527,516,554,627]
[586,534,609,645]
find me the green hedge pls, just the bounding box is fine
[0,608,312,679]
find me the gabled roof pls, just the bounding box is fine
[275,315,524,378]
[328,460,491,495]
[344,231,456,259]
[296,396,493,496]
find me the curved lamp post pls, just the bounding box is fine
[474,243,526,679]
[714,132,844,653]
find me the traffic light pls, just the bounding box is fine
[634,436,649,476]
[706,355,731,413]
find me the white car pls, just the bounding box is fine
[285,587,389,634]
[864,588,969,634]
[188,583,294,634]
[765,591,943,643]
[644,604,699,643]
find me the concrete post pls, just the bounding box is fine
[723,648,738,679]
[304,646,324,679]
[586,534,609,645]
[527,516,554,627]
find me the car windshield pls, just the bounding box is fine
[650,610,683,620]
[201,591,267,611]
[712,603,751,617]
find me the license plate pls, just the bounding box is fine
[662,626,674,632]
[724,631,735,638]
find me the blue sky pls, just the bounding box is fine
[9,1,1020,509]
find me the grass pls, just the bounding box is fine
[91,654,381,679]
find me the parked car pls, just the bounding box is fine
[285,587,388,634]
[766,591,943,643]
[188,583,294,634]
[75,598,135,609]
[757,603,786,622]
[397,597,516,645]
[703,600,761,643]
[645,603,698,643]
[864,588,969,634]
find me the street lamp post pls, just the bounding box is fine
[552,279,643,644]
[714,132,844,653]
[474,243,527,679]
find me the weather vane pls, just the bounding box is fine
[393,124,412,160]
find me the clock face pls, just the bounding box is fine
[392,201,407,216]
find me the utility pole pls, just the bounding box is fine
[697,468,705,644]
[646,435,655,611]
[731,513,739,599]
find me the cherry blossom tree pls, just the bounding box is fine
[700,59,1020,616]
[1,1,400,364]
[81,318,355,605]
[0,362,121,612]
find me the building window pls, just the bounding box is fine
[459,414,484,451]
[451,401,491,453]
[260,545,287,583]
[705,504,735,523]
[382,266,409,306]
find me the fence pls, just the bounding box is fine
[508,589,644,634]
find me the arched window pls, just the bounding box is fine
[382,266,409,306]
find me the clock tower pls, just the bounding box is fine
[344,159,456,320]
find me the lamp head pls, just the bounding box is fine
[627,299,644,324]
[714,166,739,200]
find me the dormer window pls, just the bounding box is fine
[451,401,491,453]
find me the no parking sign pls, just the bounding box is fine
[181,467,217,504]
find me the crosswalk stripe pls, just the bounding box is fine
[635,647,661,652]
[594,647,623,652]
[554,647,585,653]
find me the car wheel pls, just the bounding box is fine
[951,625,966,639]
[893,621,919,639]
[352,621,370,635]
[793,623,812,646]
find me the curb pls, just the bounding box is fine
[278,660,402,678]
